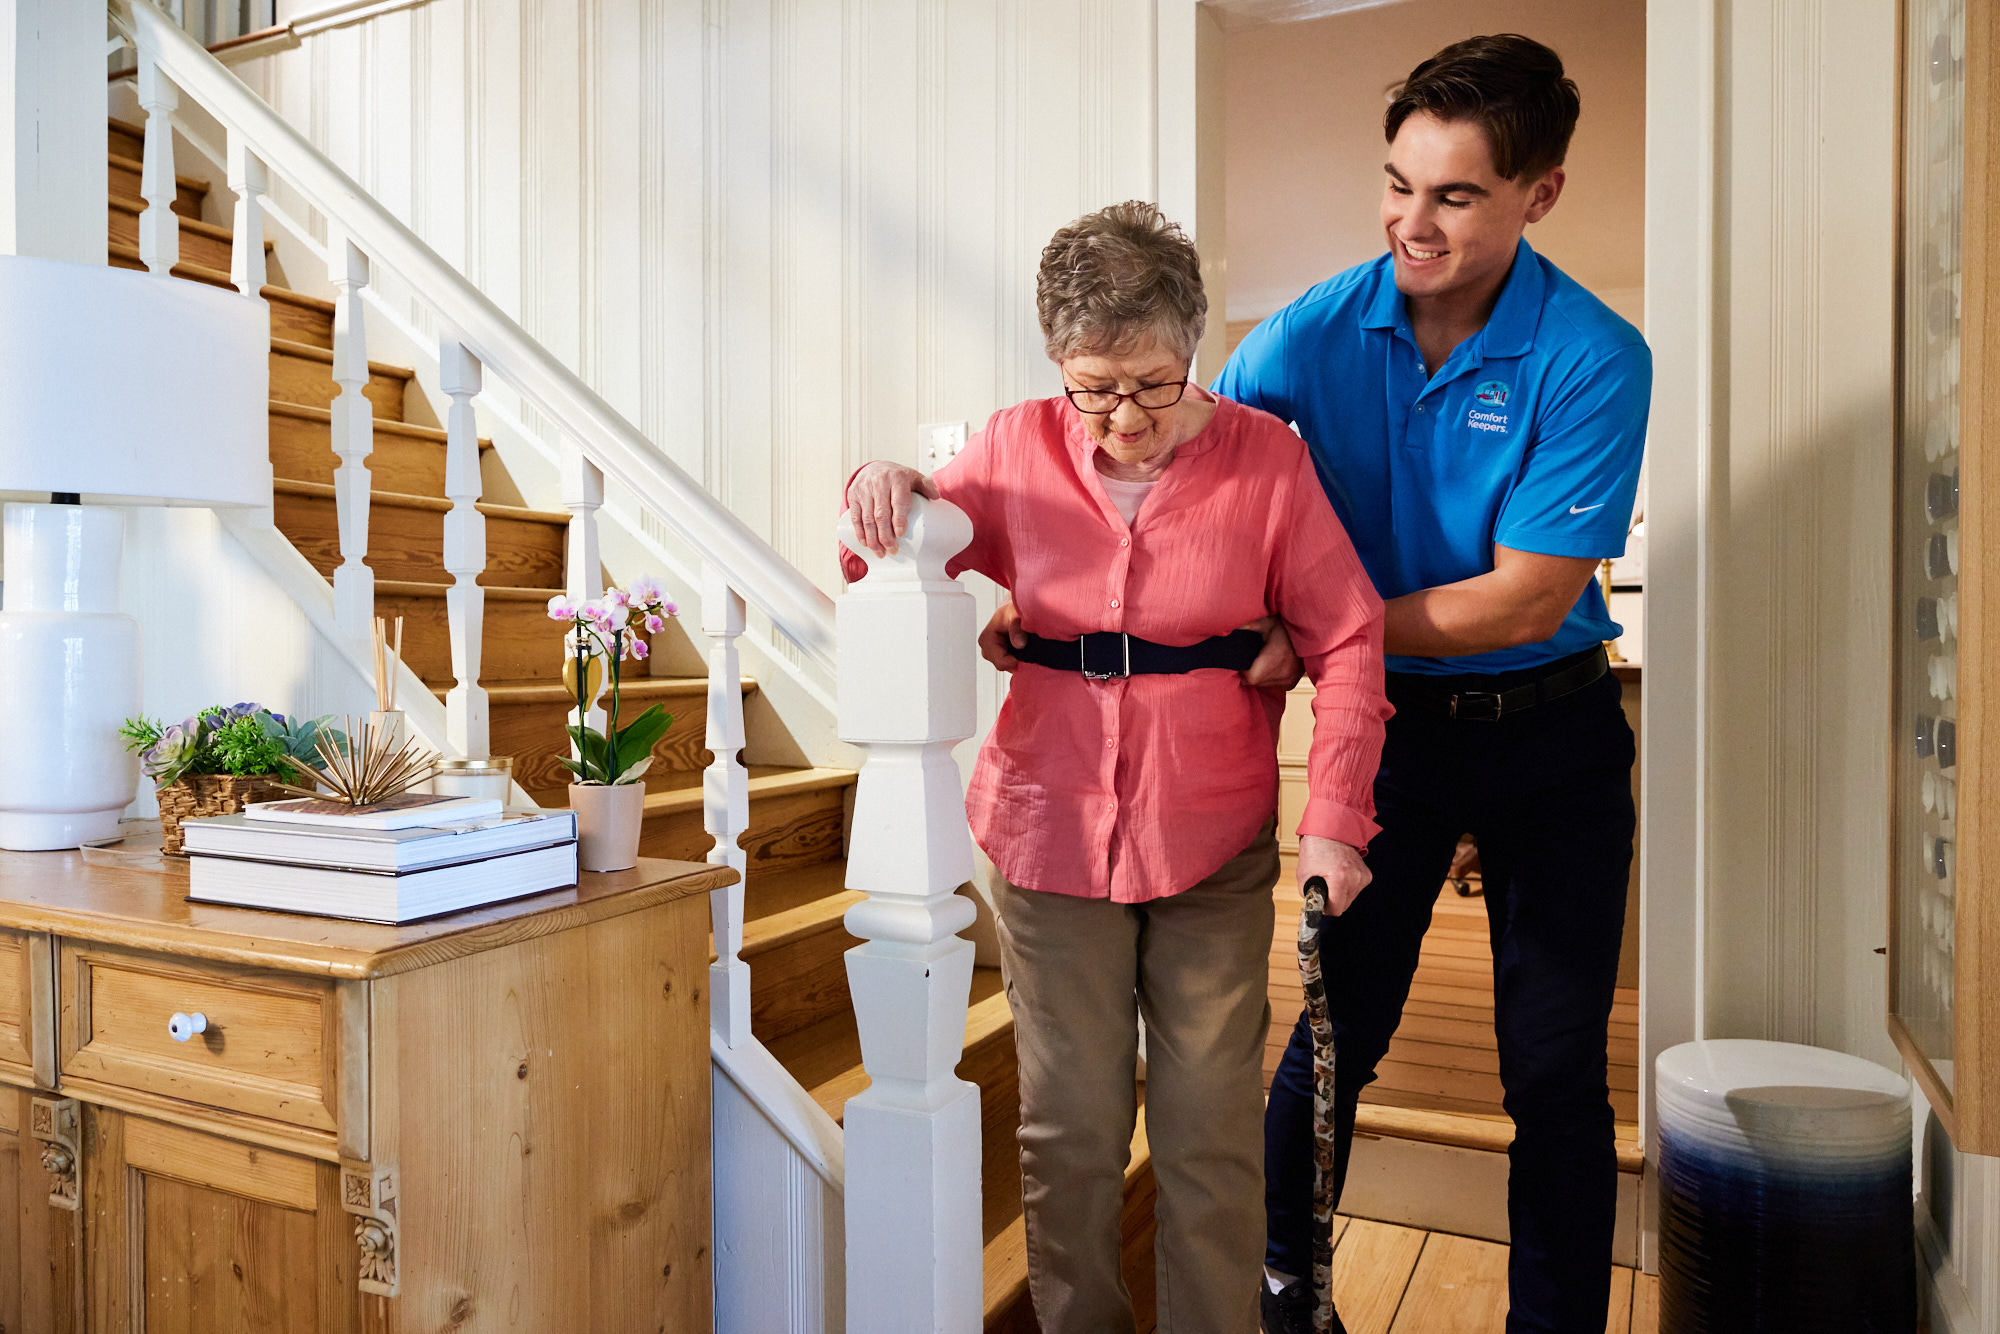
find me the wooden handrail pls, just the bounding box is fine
[110,0,839,674]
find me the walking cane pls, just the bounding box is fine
[1297,875,1338,1334]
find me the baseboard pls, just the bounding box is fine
[1915,1208,1977,1334]
[1340,1131,1641,1267]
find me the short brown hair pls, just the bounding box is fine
[1386,35,1580,182]
[1036,201,1207,362]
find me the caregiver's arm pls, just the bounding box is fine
[1381,545,1600,657]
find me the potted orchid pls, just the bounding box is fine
[547,575,677,871]
[119,705,341,854]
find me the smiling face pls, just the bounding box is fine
[1381,111,1564,307]
[1059,337,1197,469]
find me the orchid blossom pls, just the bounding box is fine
[546,576,679,785]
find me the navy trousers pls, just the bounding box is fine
[1265,667,1635,1334]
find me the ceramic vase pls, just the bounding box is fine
[570,782,645,872]
[0,504,140,850]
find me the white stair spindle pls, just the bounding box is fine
[327,236,375,640]
[135,54,180,276]
[560,443,606,735]
[440,340,488,758]
[702,564,751,1046]
[226,132,267,304]
[836,495,982,1333]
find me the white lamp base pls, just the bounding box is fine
[0,810,125,850]
[0,505,141,852]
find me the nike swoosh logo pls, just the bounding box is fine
[1569,503,1606,514]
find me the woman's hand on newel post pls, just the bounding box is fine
[1297,836,1371,916]
[980,600,1027,672]
[1240,616,1305,691]
[847,461,941,557]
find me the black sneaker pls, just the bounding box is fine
[1259,1277,1348,1334]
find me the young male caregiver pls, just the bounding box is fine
[1218,34,1651,1334]
[978,34,1647,1333]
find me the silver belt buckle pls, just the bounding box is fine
[1081,632,1131,680]
[1449,691,1504,721]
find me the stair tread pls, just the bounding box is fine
[269,338,417,381]
[108,243,328,315]
[106,151,209,194]
[741,888,864,959]
[981,1109,1153,1328]
[430,676,749,704]
[268,399,485,446]
[767,966,1010,1125]
[742,858,854,927]
[108,242,234,287]
[108,194,272,250]
[641,766,856,818]
[271,476,569,523]
[1349,1104,1644,1175]
[375,578,560,599]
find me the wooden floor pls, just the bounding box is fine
[1264,878,1642,1130]
[1323,1217,1658,1334]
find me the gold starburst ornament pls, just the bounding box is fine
[272,716,441,807]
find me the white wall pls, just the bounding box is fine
[1223,0,1647,331]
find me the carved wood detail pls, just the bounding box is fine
[339,1159,399,1296]
[31,1096,81,1210]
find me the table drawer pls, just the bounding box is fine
[59,941,343,1135]
[0,929,53,1085]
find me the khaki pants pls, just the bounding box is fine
[994,820,1278,1334]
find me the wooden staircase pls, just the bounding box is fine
[106,114,1156,1330]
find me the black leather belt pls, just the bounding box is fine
[1388,645,1610,721]
[1015,629,1264,680]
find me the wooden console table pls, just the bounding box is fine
[0,848,729,1333]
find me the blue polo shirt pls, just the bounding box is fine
[1213,239,1650,676]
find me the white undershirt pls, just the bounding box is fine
[1098,475,1157,526]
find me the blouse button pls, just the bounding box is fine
[1120,537,1130,548]
[1110,598,1121,609]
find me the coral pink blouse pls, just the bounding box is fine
[840,391,1390,904]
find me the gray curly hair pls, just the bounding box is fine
[1036,201,1208,362]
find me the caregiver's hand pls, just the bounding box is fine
[1297,836,1371,916]
[1241,616,1305,691]
[847,461,941,557]
[980,600,1027,672]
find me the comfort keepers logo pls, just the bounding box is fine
[1467,380,1511,434]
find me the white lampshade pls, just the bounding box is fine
[0,256,272,850]
[0,255,267,503]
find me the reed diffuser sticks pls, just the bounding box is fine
[371,617,405,713]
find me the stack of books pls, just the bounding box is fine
[181,793,580,924]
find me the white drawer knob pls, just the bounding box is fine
[168,1012,208,1043]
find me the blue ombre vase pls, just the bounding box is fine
[1656,1040,1914,1333]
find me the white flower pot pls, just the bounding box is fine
[570,782,646,872]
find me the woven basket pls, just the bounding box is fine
[156,773,288,855]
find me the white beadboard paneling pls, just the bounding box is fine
[116,507,379,819]
[1705,0,1896,1066]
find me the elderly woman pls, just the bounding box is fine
[842,202,1388,1334]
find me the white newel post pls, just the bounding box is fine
[327,235,374,639]
[837,496,982,1334]
[440,340,487,757]
[702,563,751,1045]
[135,53,179,276]
[226,131,266,303]
[560,443,606,734]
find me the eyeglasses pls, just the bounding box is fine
[1063,378,1189,415]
